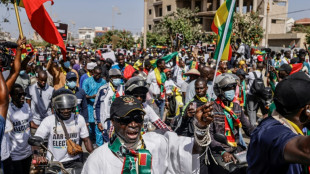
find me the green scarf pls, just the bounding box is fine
[108,134,152,174]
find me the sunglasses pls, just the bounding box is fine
[133,94,146,99]
[113,114,144,125]
[16,92,27,98]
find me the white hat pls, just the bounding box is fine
[87,62,97,70]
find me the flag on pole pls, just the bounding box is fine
[151,52,179,68]
[14,0,24,7]
[21,0,67,60]
[211,0,236,61]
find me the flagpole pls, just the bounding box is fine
[208,0,236,101]
[13,0,25,48]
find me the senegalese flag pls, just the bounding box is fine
[189,60,198,69]
[11,0,24,7]
[151,52,178,68]
[211,0,236,61]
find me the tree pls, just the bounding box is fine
[232,12,264,46]
[93,30,135,49]
[306,33,310,45]
[153,8,204,48]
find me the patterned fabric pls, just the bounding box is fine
[153,119,172,131]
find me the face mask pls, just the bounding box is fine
[67,81,77,89]
[43,67,46,71]
[35,73,38,77]
[112,78,122,87]
[224,90,235,101]
[63,61,70,69]
[19,70,26,75]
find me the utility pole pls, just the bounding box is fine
[112,6,121,31]
[265,1,270,47]
[143,0,147,49]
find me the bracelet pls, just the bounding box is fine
[221,151,226,156]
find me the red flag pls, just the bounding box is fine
[290,63,303,75]
[23,0,66,60]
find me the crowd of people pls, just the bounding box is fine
[1,36,310,174]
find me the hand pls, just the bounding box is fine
[186,103,196,118]
[92,94,97,99]
[33,154,48,165]
[195,102,214,128]
[97,123,104,131]
[222,152,237,164]
[16,36,26,49]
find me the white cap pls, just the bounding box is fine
[87,62,97,70]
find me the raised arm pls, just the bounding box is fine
[6,37,26,92]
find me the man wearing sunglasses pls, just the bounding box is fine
[82,95,214,173]
[6,83,37,173]
[125,76,170,131]
[93,69,125,146]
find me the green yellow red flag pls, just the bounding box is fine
[211,0,236,61]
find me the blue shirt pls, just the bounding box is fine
[82,77,106,123]
[60,87,88,123]
[0,115,5,159]
[79,73,90,88]
[247,117,303,174]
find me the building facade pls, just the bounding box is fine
[146,0,289,46]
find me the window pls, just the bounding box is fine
[159,8,162,16]
[148,25,152,30]
[167,5,171,12]
[86,35,91,39]
[276,2,286,6]
[271,19,277,24]
[149,9,152,15]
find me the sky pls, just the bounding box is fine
[0,0,309,39]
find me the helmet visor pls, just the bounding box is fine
[52,94,77,110]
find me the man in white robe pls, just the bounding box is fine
[82,95,213,174]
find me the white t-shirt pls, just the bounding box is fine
[1,120,13,161]
[8,103,33,161]
[164,79,177,94]
[82,131,200,174]
[35,114,89,163]
[147,70,160,96]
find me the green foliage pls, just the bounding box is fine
[306,33,310,45]
[0,0,10,5]
[152,8,204,47]
[93,30,135,49]
[292,24,310,33]
[28,40,50,47]
[232,12,264,46]
[138,32,167,47]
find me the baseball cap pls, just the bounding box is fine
[66,72,77,80]
[109,69,121,76]
[110,96,145,118]
[257,55,263,62]
[278,64,292,74]
[184,68,200,76]
[274,72,310,116]
[236,69,248,76]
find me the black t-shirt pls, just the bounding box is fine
[247,117,303,174]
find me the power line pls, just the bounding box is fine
[268,8,310,17]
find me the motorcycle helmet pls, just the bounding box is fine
[213,73,237,97]
[52,89,77,120]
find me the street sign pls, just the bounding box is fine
[54,23,68,41]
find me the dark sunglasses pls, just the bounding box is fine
[113,114,144,125]
[16,92,26,98]
[133,94,146,99]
